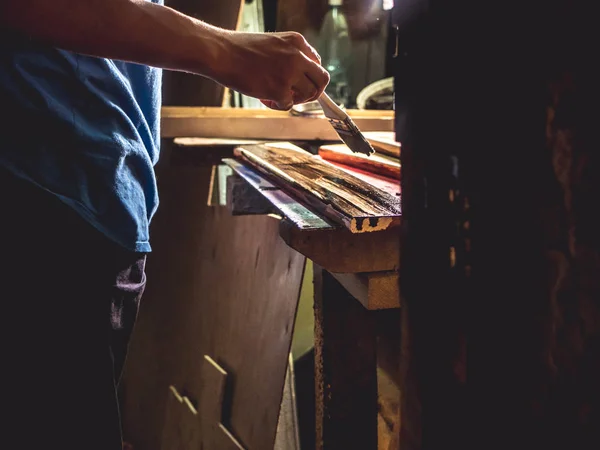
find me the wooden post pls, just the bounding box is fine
[395,0,600,449]
[314,265,378,450]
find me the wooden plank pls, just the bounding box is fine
[363,132,401,158]
[279,220,400,273]
[174,137,265,147]
[329,271,400,310]
[223,158,334,231]
[314,266,378,450]
[234,143,401,233]
[121,162,307,450]
[226,174,277,216]
[164,106,392,119]
[161,107,394,139]
[330,162,401,197]
[318,143,401,180]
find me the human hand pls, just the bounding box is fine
[213,31,330,110]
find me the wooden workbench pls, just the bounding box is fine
[122,118,400,450]
[221,155,401,450]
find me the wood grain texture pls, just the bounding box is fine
[161,107,394,139]
[329,162,401,197]
[329,271,400,310]
[121,158,305,450]
[280,219,400,273]
[319,143,401,179]
[234,143,401,233]
[223,158,335,231]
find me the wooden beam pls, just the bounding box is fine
[234,143,401,233]
[279,220,400,273]
[329,271,400,310]
[161,107,394,139]
[223,158,334,231]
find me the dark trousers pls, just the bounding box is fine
[0,170,146,449]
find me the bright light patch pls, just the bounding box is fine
[383,0,394,11]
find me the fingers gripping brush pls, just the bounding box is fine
[317,92,376,156]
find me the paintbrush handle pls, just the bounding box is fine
[317,92,347,121]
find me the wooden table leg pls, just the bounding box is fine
[314,265,378,450]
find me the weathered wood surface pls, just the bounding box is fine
[395,0,600,449]
[121,160,306,450]
[319,143,401,180]
[234,143,401,233]
[161,107,394,139]
[223,158,335,231]
[330,162,401,197]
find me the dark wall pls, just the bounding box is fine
[396,1,600,449]
[162,0,242,106]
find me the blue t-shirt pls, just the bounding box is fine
[0,1,163,253]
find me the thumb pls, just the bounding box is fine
[261,89,294,111]
[260,99,294,111]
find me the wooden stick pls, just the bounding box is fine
[161,107,394,139]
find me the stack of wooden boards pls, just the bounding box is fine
[233,137,401,234]
[318,131,401,180]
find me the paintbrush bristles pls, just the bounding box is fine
[317,92,376,156]
[327,117,376,156]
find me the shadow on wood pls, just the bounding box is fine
[121,147,306,450]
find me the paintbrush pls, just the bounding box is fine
[317,92,376,156]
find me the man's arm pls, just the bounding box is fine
[0,0,329,109]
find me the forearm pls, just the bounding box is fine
[0,0,226,78]
[1,0,330,108]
